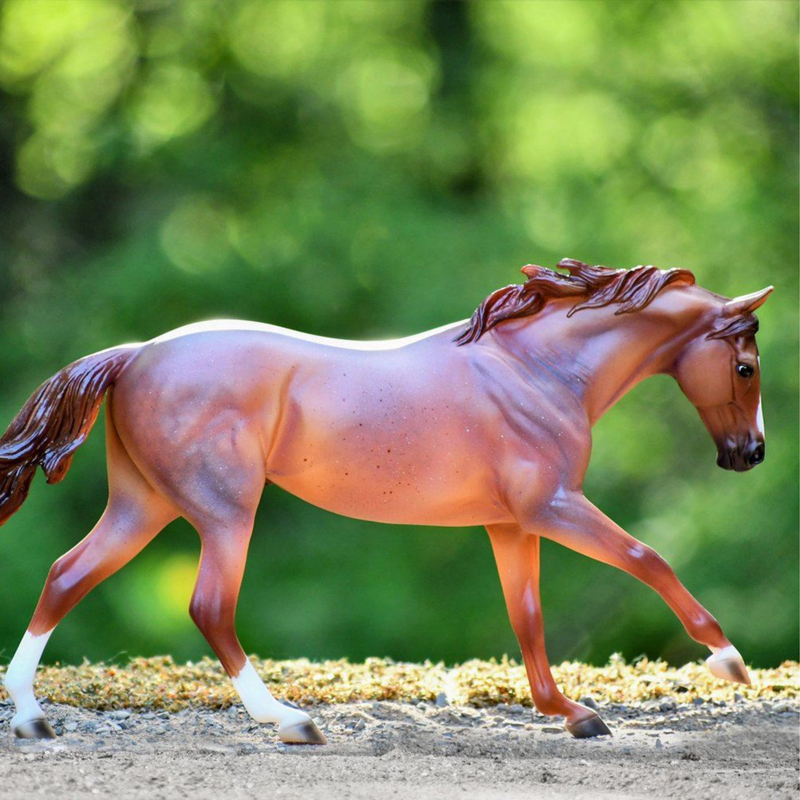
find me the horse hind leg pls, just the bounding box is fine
[136,421,326,744]
[5,496,172,739]
[187,519,326,744]
[4,410,177,739]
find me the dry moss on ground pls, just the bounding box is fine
[0,656,796,713]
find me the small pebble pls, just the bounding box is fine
[435,692,448,708]
[772,702,791,713]
[109,710,131,720]
[579,696,599,711]
[64,722,78,733]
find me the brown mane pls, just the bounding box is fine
[455,258,697,345]
[707,313,759,340]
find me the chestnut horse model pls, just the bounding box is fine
[0,259,771,743]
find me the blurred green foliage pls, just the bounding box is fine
[0,0,796,670]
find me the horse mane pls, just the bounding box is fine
[455,258,697,346]
[707,313,759,340]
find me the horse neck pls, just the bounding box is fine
[492,289,709,424]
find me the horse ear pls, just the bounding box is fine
[723,286,774,316]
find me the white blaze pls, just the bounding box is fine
[755,357,765,437]
[4,630,52,727]
[756,396,765,438]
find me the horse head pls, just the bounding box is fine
[672,286,773,472]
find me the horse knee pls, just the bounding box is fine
[689,611,724,645]
[508,606,543,643]
[626,543,671,583]
[45,553,89,600]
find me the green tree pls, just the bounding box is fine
[0,0,795,668]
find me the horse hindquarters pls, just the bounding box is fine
[108,370,327,744]
[7,374,326,743]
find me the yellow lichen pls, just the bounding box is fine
[0,657,795,712]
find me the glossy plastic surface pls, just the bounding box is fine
[0,259,771,739]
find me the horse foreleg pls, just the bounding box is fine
[486,524,611,738]
[189,525,326,745]
[531,492,749,685]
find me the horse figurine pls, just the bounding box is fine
[0,258,771,743]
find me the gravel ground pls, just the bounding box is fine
[0,698,796,799]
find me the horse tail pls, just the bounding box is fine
[0,345,140,529]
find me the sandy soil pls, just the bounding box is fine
[0,699,796,799]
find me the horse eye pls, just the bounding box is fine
[736,363,754,379]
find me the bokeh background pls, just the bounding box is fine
[0,0,796,671]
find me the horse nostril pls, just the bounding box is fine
[748,444,765,466]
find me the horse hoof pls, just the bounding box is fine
[278,719,327,745]
[14,718,57,740]
[565,712,612,739]
[706,645,751,686]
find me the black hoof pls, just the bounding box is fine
[14,719,57,740]
[565,713,612,739]
[278,720,327,745]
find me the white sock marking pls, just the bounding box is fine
[708,644,740,658]
[230,660,308,726]
[5,630,52,727]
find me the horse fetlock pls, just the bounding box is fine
[706,645,751,686]
[6,677,47,735]
[9,700,46,728]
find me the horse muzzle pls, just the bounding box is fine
[717,439,765,472]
